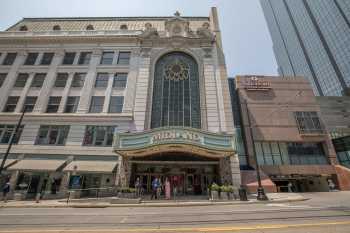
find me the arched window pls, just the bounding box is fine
[120,24,128,30]
[86,24,94,30]
[151,52,201,129]
[19,25,28,31]
[53,25,61,31]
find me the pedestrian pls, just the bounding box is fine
[328,179,335,191]
[165,177,171,200]
[151,178,158,200]
[135,177,142,197]
[288,182,293,193]
[157,178,162,199]
[2,181,10,203]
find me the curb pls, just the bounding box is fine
[0,198,308,208]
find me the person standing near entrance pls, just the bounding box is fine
[135,177,142,197]
[288,182,293,193]
[151,178,158,200]
[2,180,10,203]
[165,177,171,200]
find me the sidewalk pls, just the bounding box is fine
[0,192,308,208]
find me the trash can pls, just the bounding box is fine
[239,186,248,201]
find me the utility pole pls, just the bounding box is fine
[0,108,26,176]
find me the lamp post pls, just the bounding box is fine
[0,107,26,176]
[245,101,268,201]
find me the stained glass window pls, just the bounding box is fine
[151,52,200,128]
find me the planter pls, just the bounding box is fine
[118,192,136,199]
[211,190,219,200]
[13,191,26,201]
[220,191,229,200]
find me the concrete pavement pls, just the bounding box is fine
[0,192,349,233]
[0,192,307,208]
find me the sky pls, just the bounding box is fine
[0,0,278,77]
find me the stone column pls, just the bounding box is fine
[59,172,70,197]
[33,51,64,113]
[77,49,102,113]
[8,170,19,198]
[230,154,241,187]
[14,72,35,113]
[116,156,130,187]
[57,72,74,113]
[102,73,114,113]
[0,51,27,110]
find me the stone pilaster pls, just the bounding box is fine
[133,54,151,131]
[14,72,35,113]
[102,73,114,113]
[77,49,102,113]
[123,49,140,114]
[0,51,27,110]
[33,51,64,113]
[57,72,74,113]
[203,57,220,132]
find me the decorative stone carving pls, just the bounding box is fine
[140,23,159,39]
[197,22,215,41]
[202,48,212,58]
[165,11,190,38]
[140,48,151,57]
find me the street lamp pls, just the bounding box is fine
[243,90,303,201]
[245,101,268,201]
[0,107,27,176]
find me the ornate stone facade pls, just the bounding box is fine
[0,8,240,198]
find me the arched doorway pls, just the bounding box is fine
[151,52,201,129]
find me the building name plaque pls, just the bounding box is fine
[244,76,271,90]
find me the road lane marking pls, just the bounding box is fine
[0,220,350,232]
[120,217,127,223]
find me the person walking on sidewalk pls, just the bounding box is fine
[151,178,159,200]
[135,177,142,197]
[165,177,171,200]
[2,181,10,203]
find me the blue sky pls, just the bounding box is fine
[0,0,277,77]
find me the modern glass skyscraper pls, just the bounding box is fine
[260,0,350,96]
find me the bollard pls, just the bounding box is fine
[238,186,248,201]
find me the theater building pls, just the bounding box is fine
[229,76,350,193]
[0,8,241,199]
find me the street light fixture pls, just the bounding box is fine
[245,101,268,201]
[243,90,303,201]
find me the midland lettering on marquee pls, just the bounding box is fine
[151,129,203,144]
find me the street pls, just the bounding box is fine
[0,192,350,232]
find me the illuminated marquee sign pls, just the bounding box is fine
[244,76,271,90]
[151,130,203,144]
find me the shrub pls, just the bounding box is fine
[220,185,234,193]
[118,187,136,193]
[211,183,220,192]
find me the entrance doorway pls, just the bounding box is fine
[131,162,218,195]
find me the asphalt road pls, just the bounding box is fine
[1,192,350,233]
